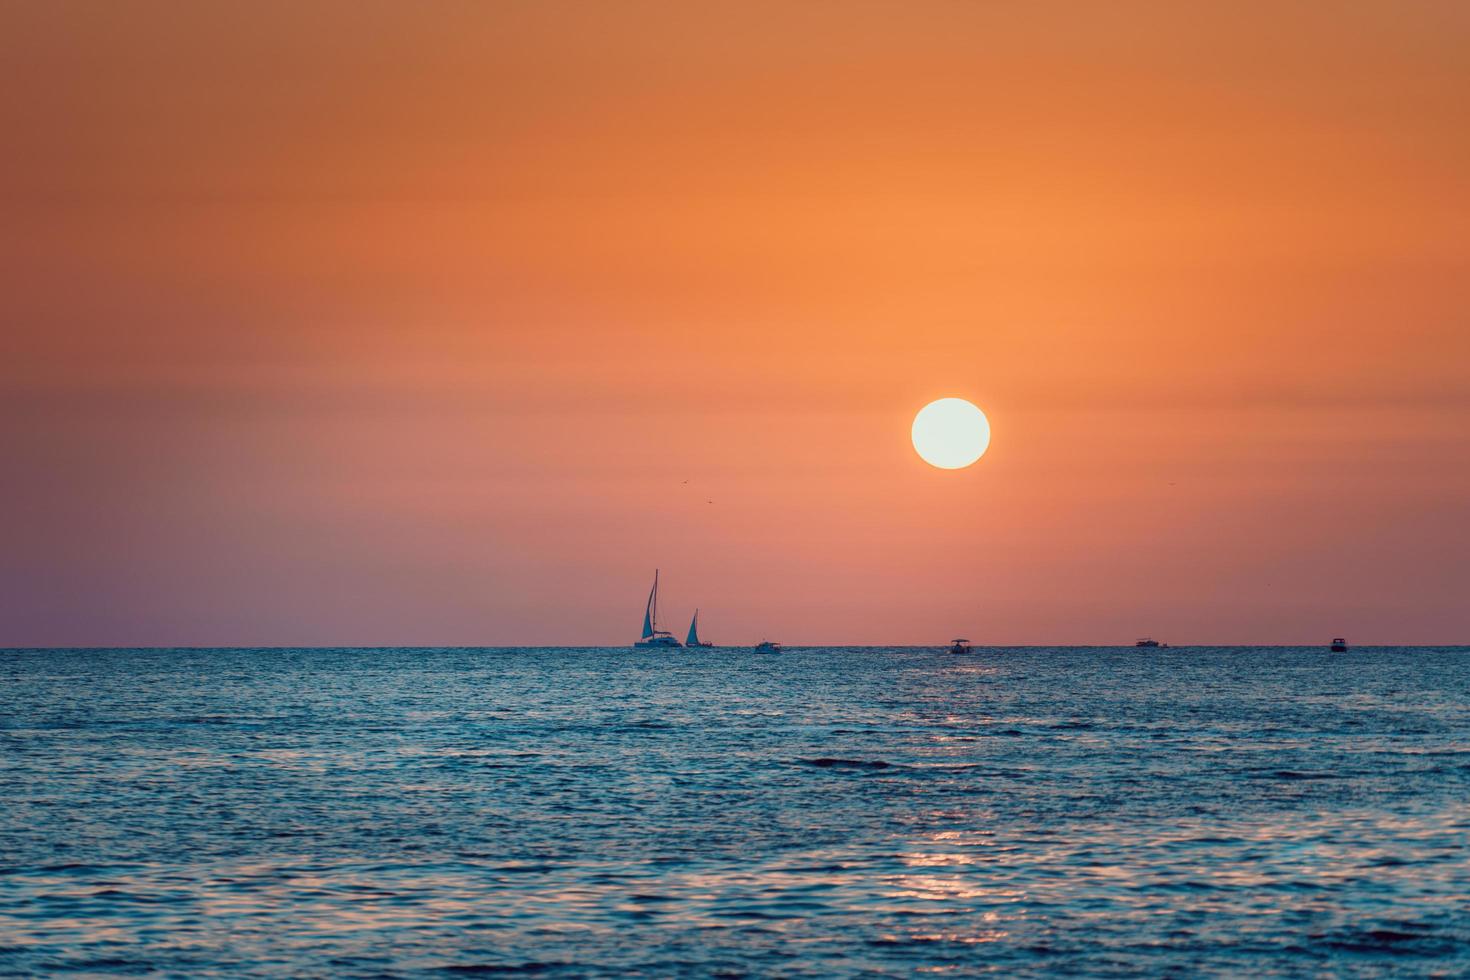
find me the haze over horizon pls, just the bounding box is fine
[3,1,1468,647]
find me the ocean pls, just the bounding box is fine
[2,646,1467,977]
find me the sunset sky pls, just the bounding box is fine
[3,1,1467,646]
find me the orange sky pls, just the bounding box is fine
[3,1,1467,645]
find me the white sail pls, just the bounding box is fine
[686,609,700,646]
[641,572,657,638]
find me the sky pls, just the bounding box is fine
[2,1,1467,646]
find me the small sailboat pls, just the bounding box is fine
[686,609,714,648]
[1330,637,1348,652]
[949,638,972,654]
[633,570,682,648]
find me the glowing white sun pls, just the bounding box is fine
[911,397,991,469]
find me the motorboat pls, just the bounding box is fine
[633,570,683,648]
[1330,637,1348,652]
[753,640,782,653]
[949,638,972,654]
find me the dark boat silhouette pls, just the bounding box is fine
[685,609,714,648]
[633,570,682,648]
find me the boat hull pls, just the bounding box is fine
[634,636,683,648]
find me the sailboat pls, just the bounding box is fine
[633,570,682,648]
[686,609,714,648]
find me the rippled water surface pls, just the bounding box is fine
[2,647,1468,977]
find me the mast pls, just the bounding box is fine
[641,571,656,639]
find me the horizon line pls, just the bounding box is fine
[3,643,1468,652]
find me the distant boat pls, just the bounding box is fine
[753,640,782,653]
[633,570,682,648]
[686,609,714,648]
[949,638,972,654]
[1135,638,1169,648]
[1330,637,1348,652]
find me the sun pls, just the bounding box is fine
[911,398,991,469]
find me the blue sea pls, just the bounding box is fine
[2,647,1468,977]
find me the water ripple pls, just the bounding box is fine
[0,646,1467,976]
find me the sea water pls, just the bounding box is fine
[1,647,1467,977]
